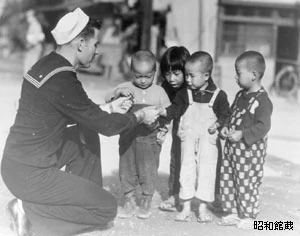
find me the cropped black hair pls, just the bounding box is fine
[186,51,213,75]
[160,46,190,77]
[131,50,156,71]
[235,50,266,79]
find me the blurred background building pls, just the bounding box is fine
[216,0,300,100]
[0,0,299,99]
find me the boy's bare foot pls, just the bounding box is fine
[175,210,191,222]
[197,203,213,223]
[175,200,191,222]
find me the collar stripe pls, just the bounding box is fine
[24,66,76,88]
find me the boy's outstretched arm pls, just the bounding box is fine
[162,89,188,122]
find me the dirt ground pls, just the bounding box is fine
[0,58,300,236]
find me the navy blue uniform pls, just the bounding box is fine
[1,52,138,236]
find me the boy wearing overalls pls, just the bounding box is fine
[219,51,273,229]
[160,51,230,222]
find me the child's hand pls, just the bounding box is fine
[121,99,133,112]
[114,87,134,99]
[227,129,243,142]
[157,106,167,116]
[220,127,229,139]
[157,127,168,144]
[138,106,160,125]
[208,122,220,134]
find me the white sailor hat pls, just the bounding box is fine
[51,8,89,45]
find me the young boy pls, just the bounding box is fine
[219,51,273,229]
[160,51,230,222]
[107,50,171,219]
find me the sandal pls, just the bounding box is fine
[159,198,177,212]
[197,214,213,223]
[236,218,254,230]
[217,214,240,226]
[175,211,190,222]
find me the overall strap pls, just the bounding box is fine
[24,66,76,89]
[208,88,220,107]
[246,87,265,111]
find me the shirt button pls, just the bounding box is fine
[39,75,43,78]
[142,99,145,103]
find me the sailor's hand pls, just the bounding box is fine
[134,106,160,125]
[110,96,133,114]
